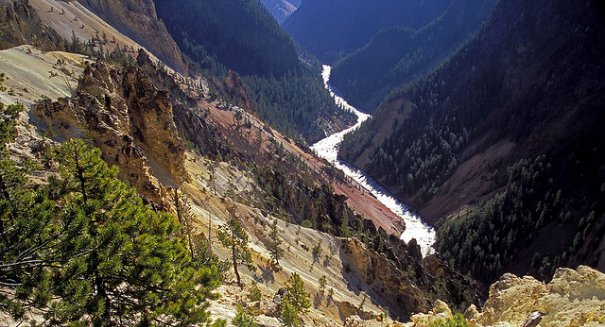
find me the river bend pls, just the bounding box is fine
[310,65,436,256]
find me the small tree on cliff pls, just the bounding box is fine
[280,272,310,326]
[218,216,256,286]
[267,218,283,265]
[174,189,197,258]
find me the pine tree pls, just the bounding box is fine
[175,189,197,259]
[1,136,222,326]
[280,297,301,327]
[312,239,322,264]
[318,275,327,294]
[280,272,310,326]
[0,85,53,320]
[50,139,222,325]
[339,209,351,237]
[232,304,259,327]
[248,281,262,302]
[218,216,256,286]
[267,218,283,265]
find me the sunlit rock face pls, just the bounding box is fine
[475,266,605,327]
[77,0,189,75]
[35,51,187,209]
[401,266,605,327]
[340,238,430,321]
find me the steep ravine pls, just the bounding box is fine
[0,43,413,324]
[2,1,604,326]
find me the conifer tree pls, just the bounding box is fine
[267,218,283,265]
[280,272,310,326]
[0,82,54,320]
[218,216,256,286]
[280,297,300,327]
[175,189,197,259]
[232,304,259,327]
[339,209,351,237]
[318,275,327,294]
[1,136,222,325]
[52,139,222,325]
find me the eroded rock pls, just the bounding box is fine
[474,266,605,327]
[402,266,605,327]
[35,53,188,209]
[340,238,430,320]
[410,300,453,327]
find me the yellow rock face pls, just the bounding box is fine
[473,266,605,327]
[410,300,453,327]
[35,56,188,209]
[404,266,605,327]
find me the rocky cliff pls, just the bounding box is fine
[340,234,479,321]
[35,51,187,209]
[403,266,605,327]
[341,238,430,320]
[472,266,605,327]
[0,0,63,50]
[3,1,604,326]
[77,0,189,75]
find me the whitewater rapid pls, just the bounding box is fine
[311,65,436,256]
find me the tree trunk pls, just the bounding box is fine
[232,243,241,286]
[208,209,212,251]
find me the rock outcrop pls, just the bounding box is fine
[222,70,257,118]
[474,266,605,327]
[403,266,605,327]
[340,238,430,321]
[407,300,454,327]
[35,52,187,209]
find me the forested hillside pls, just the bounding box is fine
[330,0,497,112]
[340,0,605,283]
[155,0,352,143]
[155,0,299,77]
[282,0,451,63]
[4,0,605,325]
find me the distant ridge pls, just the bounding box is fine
[283,0,452,63]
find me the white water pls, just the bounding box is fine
[311,65,436,256]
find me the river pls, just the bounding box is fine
[310,65,436,256]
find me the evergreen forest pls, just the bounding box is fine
[340,0,605,283]
[155,0,353,143]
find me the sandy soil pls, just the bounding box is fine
[29,0,182,77]
[31,0,137,54]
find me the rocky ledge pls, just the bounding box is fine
[404,265,605,327]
